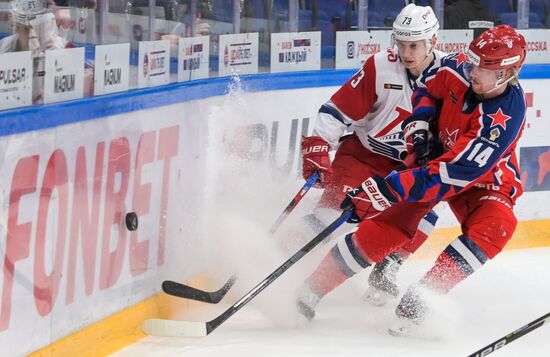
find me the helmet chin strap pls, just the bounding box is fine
[482,70,516,94]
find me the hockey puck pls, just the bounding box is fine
[125,212,138,231]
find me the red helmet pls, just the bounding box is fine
[466,25,527,71]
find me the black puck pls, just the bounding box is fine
[125,212,138,231]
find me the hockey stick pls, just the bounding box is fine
[142,207,353,337]
[162,276,237,304]
[161,172,320,303]
[467,312,550,357]
[268,171,320,234]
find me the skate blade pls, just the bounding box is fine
[363,286,395,307]
[387,320,441,341]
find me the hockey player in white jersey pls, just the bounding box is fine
[298,3,444,307]
[0,0,68,102]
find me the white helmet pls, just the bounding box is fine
[10,0,49,26]
[392,4,439,53]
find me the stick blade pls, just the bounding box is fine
[141,318,208,337]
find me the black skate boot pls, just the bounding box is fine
[363,252,404,306]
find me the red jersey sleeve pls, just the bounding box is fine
[329,55,378,121]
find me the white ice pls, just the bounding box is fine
[113,247,550,357]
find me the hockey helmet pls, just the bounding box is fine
[10,0,49,26]
[466,25,527,71]
[392,4,439,53]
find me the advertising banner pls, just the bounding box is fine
[270,32,321,73]
[519,29,550,64]
[0,101,204,356]
[43,47,85,104]
[138,40,171,89]
[178,35,210,82]
[335,30,392,69]
[0,51,33,110]
[433,29,473,55]
[94,43,130,96]
[218,33,259,77]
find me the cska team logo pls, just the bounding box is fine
[487,108,512,130]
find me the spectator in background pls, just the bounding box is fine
[1,0,94,101]
[0,0,68,102]
[444,0,496,36]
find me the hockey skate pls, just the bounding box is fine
[295,284,321,322]
[388,285,428,337]
[363,252,404,306]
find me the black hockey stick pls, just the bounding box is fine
[161,172,320,303]
[162,276,237,304]
[467,312,550,357]
[142,208,353,337]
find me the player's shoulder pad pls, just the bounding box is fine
[440,52,470,74]
[480,84,526,136]
[419,52,470,87]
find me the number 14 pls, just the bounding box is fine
[466,143,494,167]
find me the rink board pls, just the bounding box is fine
[0,67,549,356]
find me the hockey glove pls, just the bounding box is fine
[402,116,431,167]
[301,136,332,188]
[340,175,398,223]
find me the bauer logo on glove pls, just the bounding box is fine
[301,136,333,188]
[340,176,399,223]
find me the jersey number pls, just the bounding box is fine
[466,143,495,167]
[386,48,398,62]
[402,17,412,25]
[350,69,365,88]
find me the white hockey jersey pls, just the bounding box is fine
[313,48,445,162]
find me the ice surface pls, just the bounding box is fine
[114,247,550,357]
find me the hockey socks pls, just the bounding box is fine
[297,233,372,319]
[364,209,438,306]
[420,234,488,293]
[401,209,439,255]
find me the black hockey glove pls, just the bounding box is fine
[402,116,431,167]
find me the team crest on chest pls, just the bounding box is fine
[441,128,459,150]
